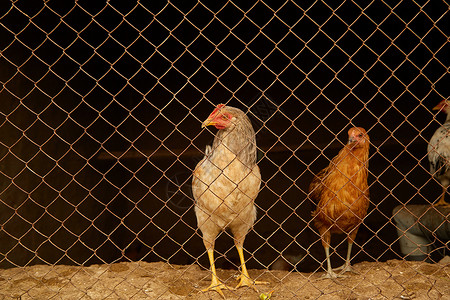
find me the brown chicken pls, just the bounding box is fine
[309,127,370,278]
[192,104,267,296]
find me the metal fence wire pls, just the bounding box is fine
[0,0,449,299]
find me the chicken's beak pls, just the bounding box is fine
[201,118,215,128]
[433,100,447,111]
[348,136,359,144]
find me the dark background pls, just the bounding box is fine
[0,0,448,271]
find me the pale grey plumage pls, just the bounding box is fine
[192,104,266,294]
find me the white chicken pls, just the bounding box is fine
[428,99,450,206]
[192,104,268,297]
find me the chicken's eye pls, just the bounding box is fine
[221,115,228,120]
[358,133,363,137]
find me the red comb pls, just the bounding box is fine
[209,104,226,117]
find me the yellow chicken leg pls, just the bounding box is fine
[235,246,269,290]
[201,249,234,298]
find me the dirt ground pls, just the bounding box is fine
[0,258,448,300]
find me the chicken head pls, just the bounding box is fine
[201,104,235,130]
[348,127,369,145]
[433,99,450,113]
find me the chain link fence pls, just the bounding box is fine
[0,0,449,298]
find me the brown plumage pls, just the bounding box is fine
[192,104,267,296]
[309,127,370,278]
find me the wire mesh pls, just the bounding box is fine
[0,0,449,298]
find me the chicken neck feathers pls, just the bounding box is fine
[210,107,257,167]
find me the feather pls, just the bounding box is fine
[428,119,450,186]
[427,99,450,206]
[192,104,266,294]
[309,127,370,278]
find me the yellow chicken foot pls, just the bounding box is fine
[201,249,234,298]
[202,280,234,299]
[434,188,450,206]
[235,246,269,290]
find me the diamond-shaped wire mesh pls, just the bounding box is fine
[0,0,449,298]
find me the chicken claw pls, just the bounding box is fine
[200,280,234,298]
[235,246,269,290]
[333,262,354,274]
[235,274,269,290]
[199,249,235,298]
[321,270,345,279]
[321,263,356,279]
[434,195,450,207]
